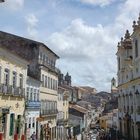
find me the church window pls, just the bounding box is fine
[135,39,138,58]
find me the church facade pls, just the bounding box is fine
[117,15,140,140]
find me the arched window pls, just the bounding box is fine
[135,39,138,58]
[118,57,120,70]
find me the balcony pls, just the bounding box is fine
[57,119,68,126]
[26,101,41,109]
[41,109,58,116]
[38,59,59,73]
[0,84,25,97]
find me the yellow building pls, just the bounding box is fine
[0,31,59,140]
[38,45,59,140]
[0,47,28,140]
[99,115,108,131]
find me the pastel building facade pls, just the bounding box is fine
[25,76,40,139]
[0,31,59,140]
[0,47,28,140]
[117,15,140,140]
[57,86,69,140]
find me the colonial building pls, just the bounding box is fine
[0,47,28,140]
[0,31,59,140]
[38,43,59,140]
[25,76,41,140]
[57,86,69,140]
[58,71,78,104]
[117,15,140,140]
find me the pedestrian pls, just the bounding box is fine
[31,132,36,140]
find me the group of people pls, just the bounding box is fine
[97,134,111,140]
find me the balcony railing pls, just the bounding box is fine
[38,59,59,73]
[0,84,25,97]
[57,119,68,126]
[41,109,58,116]
[26,101,41,109]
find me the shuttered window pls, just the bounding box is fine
[16,115,21,134]
[9,113,14,136]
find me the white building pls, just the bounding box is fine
[25,76,40,140]
[117,15,140,140]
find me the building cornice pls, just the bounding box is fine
[118,76,140,88]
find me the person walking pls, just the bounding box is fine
[31,132,36,140]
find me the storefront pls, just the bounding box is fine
[0,107,10,140]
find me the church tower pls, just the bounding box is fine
[111,77,118,93]
[65,72,71,86]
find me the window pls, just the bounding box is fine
[46,56,48,64]
[19,74,23,88]
[45,76,47,87]
[32,117,35,128]
[56,80,58,90]
[42,74,44,87]
[135,39,138,58]
[9,114,14,136]
[0,66,1,83]
[53,79,55,90]
[48,77,50,88]
[4,68,9,85]
[118,57,120,70]
[43,54,45,64]
[30,88,33,101]
[27,87,29,100]
[48,59,50,65]
[29,118,31,128]
[12,72,17,88]
[37,90,39,101]
[136,67,139,73]
[16,115,21,134]
[34,89,36,101]
[40,52,43,61]
[51,78,52,89]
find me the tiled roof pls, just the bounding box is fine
[69,104,88,113]
[0,31,59,59]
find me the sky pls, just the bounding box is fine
[0,0,140,92]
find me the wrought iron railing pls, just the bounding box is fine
[0,84,25,97]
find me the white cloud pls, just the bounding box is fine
[48,18,118,91]
[80,0,115,7]
[2,0,24,10]
[47,0,140,91]
[115,0,140,32]
[25,14,38,39]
